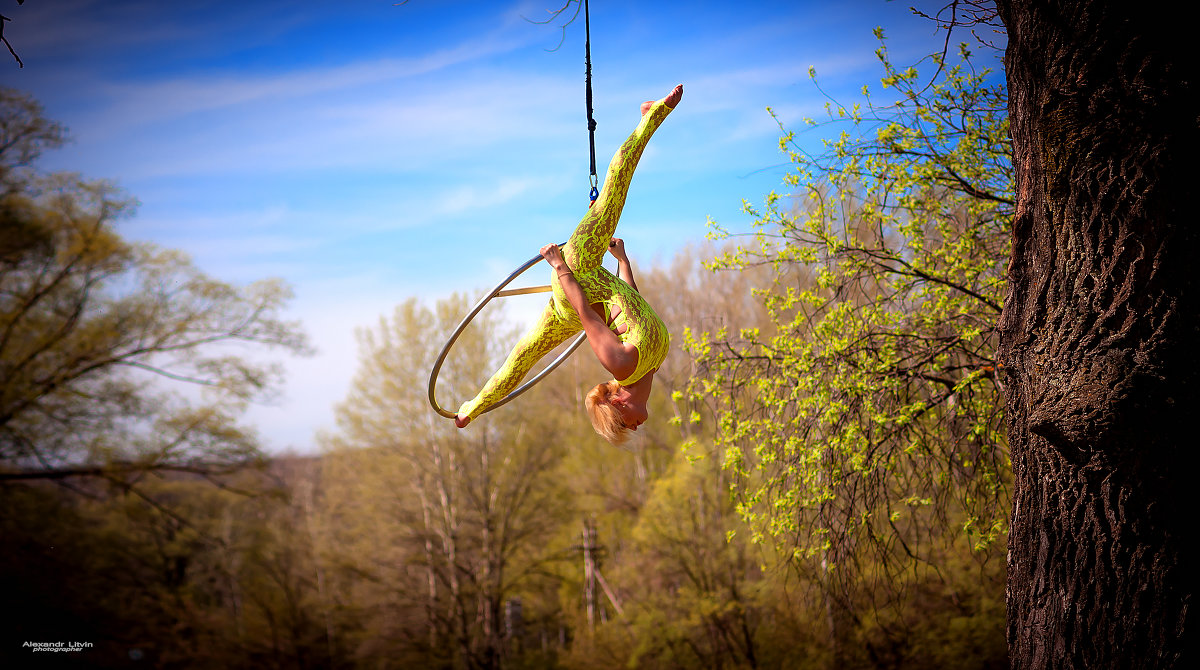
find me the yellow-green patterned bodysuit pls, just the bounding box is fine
[457,95,675,420]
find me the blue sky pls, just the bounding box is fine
[3,0,977,452]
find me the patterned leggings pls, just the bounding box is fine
[457,95,675,420]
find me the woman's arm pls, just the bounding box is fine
[541,243,637,380]
[608,238,638,292]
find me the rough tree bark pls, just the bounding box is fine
[995,0,1196,667]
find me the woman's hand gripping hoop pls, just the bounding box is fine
[427,244,588,420]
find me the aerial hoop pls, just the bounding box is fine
[427,245,588,420]
[431,1,603,421]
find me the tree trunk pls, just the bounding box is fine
[995,1,1197,667]
[416,477,441,651]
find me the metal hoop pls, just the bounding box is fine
[427,244,588,419]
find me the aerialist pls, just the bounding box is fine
[455,84,683,445]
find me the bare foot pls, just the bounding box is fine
[455,414,471,428]
[665,83,683,108]
[640,84,684,116]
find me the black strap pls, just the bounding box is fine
[584,0,598,201]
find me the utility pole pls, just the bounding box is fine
[582,520,597,632]
[581,519,624,633]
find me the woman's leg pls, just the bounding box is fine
[457,298,582,421]
[458,85,681,423]
[563,85,682,272]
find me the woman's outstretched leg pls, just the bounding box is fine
[456,299,581,424]
[456,85,682,427]
[563,84,683,273]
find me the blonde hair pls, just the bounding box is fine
[585,380,630,446]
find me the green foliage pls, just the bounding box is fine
[1,467,306,668]
[0,88,309,483]
[321,294,579,668]
[0,88,66,196]
[0,241,1009,669]
[618,451,766,669]
[691,38,1012,577]
[566,245,1009,670]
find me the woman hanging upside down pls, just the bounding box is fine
[455,84,683,445]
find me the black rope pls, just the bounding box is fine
[584,0,598,202]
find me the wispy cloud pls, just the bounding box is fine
[68,27,538,133]
[48,68,581,184]
[431,175,567,217]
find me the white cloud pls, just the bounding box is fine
[42,2,537,134]
[241,270,406,452]
[49,69,582,184]
[431,175,566,217]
